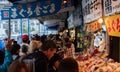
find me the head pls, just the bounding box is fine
[31,34,41,41]
[58,58,79,72]
[64,37,69,43]
[10,44,20,55]
[22,35,29,44]
[21,45,28,54]
[41,40,57,60]
[8,60,28,72]
[29,40,42,53]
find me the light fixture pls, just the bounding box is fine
[63,0,67,4]
[64,29,68,32]
[98,18,103,24]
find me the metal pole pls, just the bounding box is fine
[20,18,22,38]
[28,18,30,36]
[8,19,11,39]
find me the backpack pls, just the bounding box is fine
[23,58,35,72]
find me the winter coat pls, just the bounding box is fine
[0,50,13,72]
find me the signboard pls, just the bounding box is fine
[73,4,82,26]
[1,10,10,19]
[87,20,102,32]
[104,14,120,37]
[82,0,102,23]
[104,0,120,16]
[1,0,74,20]
[67,14,74,29]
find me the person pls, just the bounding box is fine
[21,45,28,57]
[0,50,5,65]
[58,58,79,72]
[23,40,57,72]
[64,37,75,58]
[48,53,62,72]
[8,59,28,72]
[20,35,30,55]
[10,43,20,61]
[0,40,13,72]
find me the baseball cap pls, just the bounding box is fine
[22,35,29,40]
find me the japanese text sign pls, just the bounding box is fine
[87,20,102,32]
[82,0,102,23]
[104,0,120,16]
[104,14,120,37]
[1,0,74,20]
[1,10,10,19]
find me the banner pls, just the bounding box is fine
[1,10,10,19]
[87,20,102,32]
[104,14,120,37]
[1,0,74,20]
[104,0,120,16]
[82,0,102,23]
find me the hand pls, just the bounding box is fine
[5,40,12,50]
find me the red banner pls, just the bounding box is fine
[87,21,102,32]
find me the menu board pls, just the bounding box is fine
[82,0,102,23]
[104,14,120,37]
[104,0,120,16]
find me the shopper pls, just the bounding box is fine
[10,44,20,61]
[20,35,30,55]
[0,40,13,72]
[8,59,28,72]
[58,57,79,72]
[23,40,57,72]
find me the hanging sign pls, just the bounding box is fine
[73,4,82,26]
[104,0,120,16]
[68,14,74,29]
[87,20,102,32]
[104,14,120,37]
[82,0,102,23]
[1,0,74,20]
[1,10,10,19]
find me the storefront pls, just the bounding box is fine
[67,3,83,52]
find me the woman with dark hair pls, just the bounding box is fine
[58,58,79,72]
[8,59,28,72]
[10,44,20,61]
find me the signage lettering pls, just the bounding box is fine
[87,21,102,32]
[104,0,120,16]
[105,14,120,37]
[1,0,74,20]
[82,0,102,23]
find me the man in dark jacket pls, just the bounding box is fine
[23,40,57,72]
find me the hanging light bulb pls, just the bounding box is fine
[98,18,103,24]
[63,0,67,4]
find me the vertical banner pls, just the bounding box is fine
[104,0,120,16]
[104,14,120,37]
[82,0,102,23]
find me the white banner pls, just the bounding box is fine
[82,0,102,23]
[67,14,74,28]
[104,0,120,16]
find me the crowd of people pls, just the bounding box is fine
[0,34,78,72]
